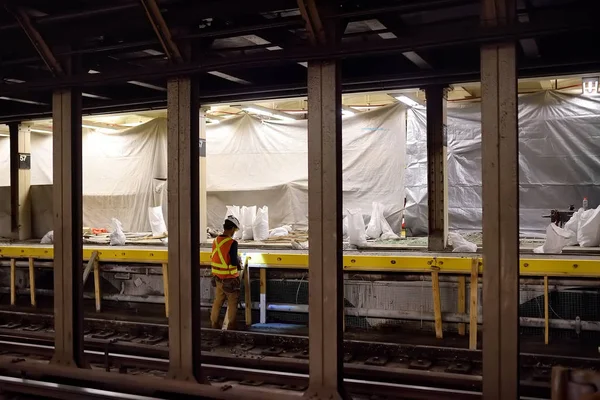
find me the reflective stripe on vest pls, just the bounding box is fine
[211,236,238,276]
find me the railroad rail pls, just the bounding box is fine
[0,310,596,399]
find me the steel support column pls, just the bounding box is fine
[198,108,208,243]
[481,0,519,398]
[425,85,448,251]
[166,76,200,381]
[51,87,84,367]
[306,60,347,399]
[10,124,32,240]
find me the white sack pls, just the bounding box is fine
[241,206,256,240]
[380,211,400,240]
[225,205,242,239]
[577,206,600,247]
[40,230,53,244]
[253,206,269,241]
[347,209,367,247]
[366,202,383,239]
[366,202,399,240]
[269,227,289,237]
[533,224,573,254]
[148,206,167,236]
[563,210,581,246]
[109,218,126,246]
[448,232,477,253]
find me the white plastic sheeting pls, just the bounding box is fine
[405,91,600,236]
[1,103,406,235]
[206,104,406,232]
[17,122,169,232]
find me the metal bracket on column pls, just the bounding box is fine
[139,0,183,63]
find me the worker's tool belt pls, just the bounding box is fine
[210,236,238,276]
[214,276,241,293]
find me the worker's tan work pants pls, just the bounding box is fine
[210,277,240,330]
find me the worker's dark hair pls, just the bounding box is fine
[223,220,237,230]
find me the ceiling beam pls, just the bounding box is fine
[0,6,595,96]
[139,0,183,63]
[370,18,433,70]
[517,0,540,59]
[297,0,327,45]
[5,6,64,76]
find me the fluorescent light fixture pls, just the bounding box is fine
[241,35,282,51]
[82,92,111,100]
[0,96,46,105]
[242,106,297,121]
[208,71,252,85]
[31,128,52,134]
[88,69,101,74]
[395,95,420,108]
[127,81,167,91]
[342,106,357,116]
[143,49,163,56]
[4,78,25,83]
[364,19,397,40]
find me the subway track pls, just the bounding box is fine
[0,309,595,398]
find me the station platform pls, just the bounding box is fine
[0,242,598,277]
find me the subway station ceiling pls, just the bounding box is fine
[0,0,598,123]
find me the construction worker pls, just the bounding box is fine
[210,215,242,330]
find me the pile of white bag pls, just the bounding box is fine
[448,232,477,252]
[346,202,400,247]
[224,205,270,241]
[535,205,600,253]
[148,206,168,243]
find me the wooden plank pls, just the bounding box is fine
[259,267,267,324]
[431,270,443,339]
[10,259,16,306]
[93,259,101,312]
[244,259,252,326]
[28,257,36,307]
[162,263,169,318]
[544,276,549,345]
[469,258,479,350]
[457,276,466,336]
[82,250,98,284]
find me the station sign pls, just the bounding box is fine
[582,77,599,96]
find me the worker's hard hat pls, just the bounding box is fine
[225,215,240,229]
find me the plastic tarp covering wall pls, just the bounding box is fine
[405,91,600,236]
[1,104,406,235]
[11,123,169,233]
[205,103,406,231]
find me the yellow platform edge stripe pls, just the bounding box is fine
[0,246,598,277]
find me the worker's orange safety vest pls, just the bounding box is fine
[211,236,238,277]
